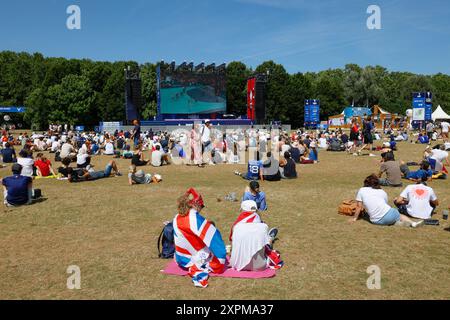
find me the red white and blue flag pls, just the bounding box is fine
[173,208,226,287]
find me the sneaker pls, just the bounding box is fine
[268,228,279,241]
[116,172,122,177]
[394,221,412,227]
[353,153,358,156]
[369,153,377,157]
[412,220,424,228]
[234,171,241,176]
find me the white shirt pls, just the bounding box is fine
[431,149,448,163]
[104,142,114,155]
[400,184,437,219]
[201,125,211,143]
[441,121,450,133]
[318,138,328,149]
[151,150,163,167]
[77,154,89,165]
[51,141,60,152]
[356,187,391,223]
[60,143,74,158]
[17,157,35,177]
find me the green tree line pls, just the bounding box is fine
[1,51,449,129]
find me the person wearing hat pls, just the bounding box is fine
[172,188,226,288]
[229,200,282,271]
[1,163,33,206]
[242,181,267,211]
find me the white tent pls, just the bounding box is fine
[432,105,450,121]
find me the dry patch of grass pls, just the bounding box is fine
[0,141,449,299]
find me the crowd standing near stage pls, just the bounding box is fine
[0,118,449,287]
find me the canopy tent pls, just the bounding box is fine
[432,105,450,121]
[328,107,372,128]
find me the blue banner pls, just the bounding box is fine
[0,106,26,113]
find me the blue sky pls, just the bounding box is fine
[0,0,449,74]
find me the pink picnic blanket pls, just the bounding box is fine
[161,259,277,279]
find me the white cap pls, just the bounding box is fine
[153,174,162,181]
[241,200,258,212]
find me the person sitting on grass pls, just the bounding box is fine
[128,165,162,185]
[35,153,56,177]
[351,174,424,228]
[279,151,298,179]
[1,163,41,207]
[17,149,35,178]
[172,188,226,288]
[151,145,170,167]
[242,181,267,211]
[417,132,430,144]
[131,144,149,167]
[378,151,402,187]
[1,142,17,163]
[102,139,115,155]
[393,175,439,220]
[262,152,281,181]
[229,200,282,272]
[120,145,134,159]
[400,160,433,183]
[234,151,264,181]
[76,148,91,169]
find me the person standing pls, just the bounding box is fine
[441,120,450,142]
[201,120,212,164]
[426,121,435,141]
[131,120,141,147]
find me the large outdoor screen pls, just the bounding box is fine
[159,69,226,114]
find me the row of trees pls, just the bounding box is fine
[1,51,449,130]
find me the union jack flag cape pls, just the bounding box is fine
[173,208,226,288]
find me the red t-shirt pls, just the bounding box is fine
[35,159,52,177]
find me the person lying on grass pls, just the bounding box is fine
[229,200,282,272]
[57,157,121,182]
[68,160,122,182]
[172,188,226,288]
[400,160,433,183]
[128,165,162,185]
[351,174,424,228]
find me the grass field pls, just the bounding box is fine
[0,138,449,300]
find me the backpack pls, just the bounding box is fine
[157,222,175,259]
[338,200,360,216]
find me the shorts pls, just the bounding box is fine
[363,133,373,144]
[373,208,401,226]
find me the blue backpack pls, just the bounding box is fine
[157,222,175,259]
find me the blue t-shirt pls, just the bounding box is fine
[242,191,267,211]
[2,174,32,205]
[418,135,429,144]
[246,160,263,180]
[1,148,16,163]
[309,150,318,161]
[407,169,433,180]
